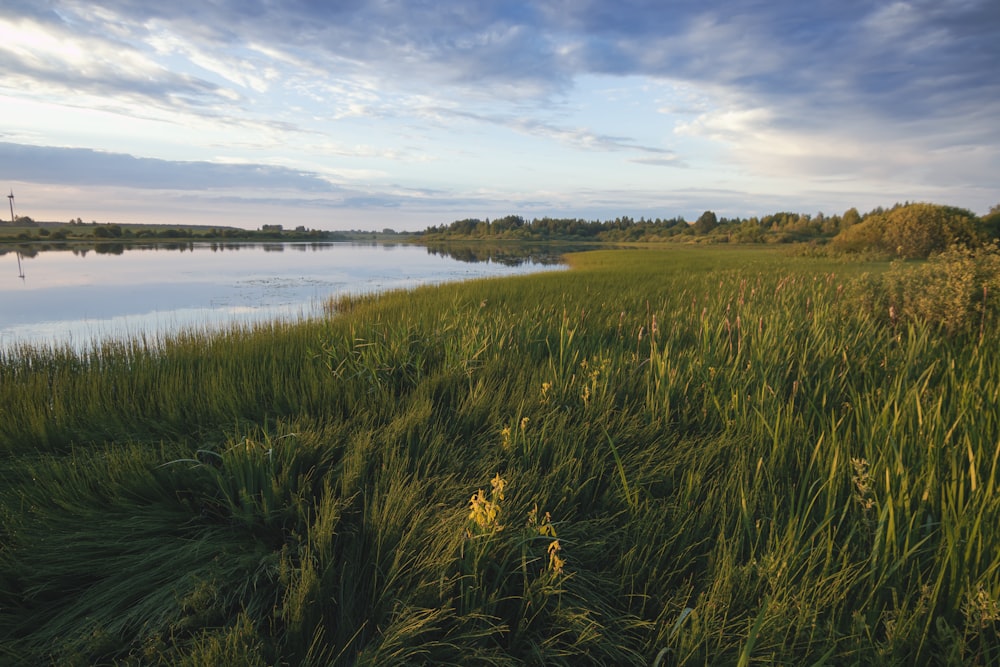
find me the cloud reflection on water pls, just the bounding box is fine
[0,241,565,350]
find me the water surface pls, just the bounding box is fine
[0,242,564,351]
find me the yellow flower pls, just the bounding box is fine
[500,425,512,451]
[490,473,506,501]
[547,540,565,575]
[528,504,557,536]
[467,474,507,533]
[468,489,501,531]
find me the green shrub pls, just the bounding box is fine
[851,243,1000,335]
[833,203,981,258]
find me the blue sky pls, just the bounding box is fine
[1,0,998,231]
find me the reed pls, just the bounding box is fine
[1,246,998,664]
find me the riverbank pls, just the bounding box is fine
[2,246,998,664]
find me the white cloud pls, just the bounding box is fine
[0,16,165,82]
[145,24,273,93]
[862,2,921,39]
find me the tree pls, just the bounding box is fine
[840,208,861,232]
[693,210,718,234]
[981,205,1000,240]
[93,224,122,238]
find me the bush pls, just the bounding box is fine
[850,243,1000,335]
[92,225,122,238]
[832,203,981,258]
[982,206,1000,240]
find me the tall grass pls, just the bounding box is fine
[1,246,998,664]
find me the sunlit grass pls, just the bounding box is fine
[1,245,998,664]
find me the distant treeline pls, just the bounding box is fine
[0,219,408,244]
[422,202,1000,258]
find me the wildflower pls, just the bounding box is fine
[528,504,557,537]
[547,539,565,575]
[520,417,530,431]
[468,473,507,532]
[539,513,556,538]
[851,457,875,512]
[490,472,506,501]
[500,425,512,451]
[468,488,501,530]
[587,362,601,384]
[964,585,1000,628]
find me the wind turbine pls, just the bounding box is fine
[8,190,25,279]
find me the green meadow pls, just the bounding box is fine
[2,246,999,665]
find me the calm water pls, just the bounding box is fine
[0,242,565,351]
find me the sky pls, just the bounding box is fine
[1,1,998,231]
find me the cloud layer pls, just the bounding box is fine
[1,0,997,227]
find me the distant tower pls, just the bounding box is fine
[7,190,13,224]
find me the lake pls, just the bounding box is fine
[0,242,566,351]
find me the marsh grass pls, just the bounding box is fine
[2,246,999,664]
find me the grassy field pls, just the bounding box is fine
[1,246,998,665]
